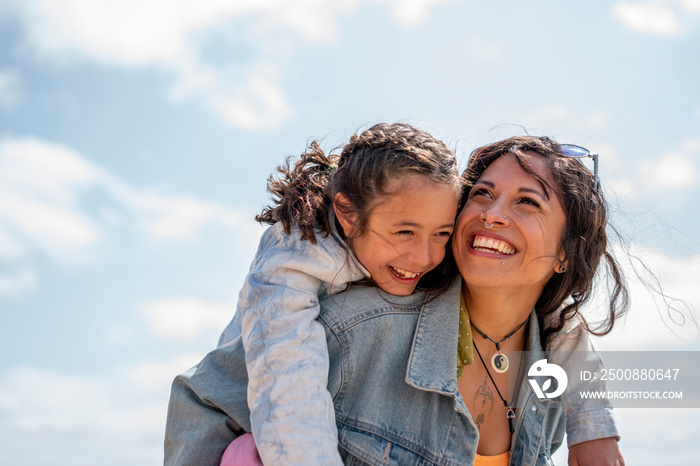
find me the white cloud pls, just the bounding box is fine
[108,183,254,240]
[0,358,195,464]
[607,138,699,196]
[7,0,233,66]
[637,152,698,190]
[0,70,21,109]
[0,358,196,432]
[206,74,293,130]
[590,244,700,351]
[0,138,103,261]
[142,297,235,341]
[0,366,112,431]
[1,0,449,129]
[0,136,261,296]
[377,0,455,27]
[2,0,304,129]
[679,0,700,13]
[613,2,682,35]
[613,0,700,36]
[122,352,204,392]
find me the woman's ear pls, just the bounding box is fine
[333,194,355,237]
[556,254,568,274]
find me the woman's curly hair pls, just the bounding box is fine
[458,136,629,344]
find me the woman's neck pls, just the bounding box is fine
[463,283,538,341]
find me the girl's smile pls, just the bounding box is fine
[338,174,460,296]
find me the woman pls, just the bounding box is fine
[449,136,626,464]
[165,136,626,465]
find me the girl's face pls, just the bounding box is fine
[452,153,567,295]
[340,175,460,296]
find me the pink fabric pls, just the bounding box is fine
[220,433,263,466]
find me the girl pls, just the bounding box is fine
[217,123,462,465]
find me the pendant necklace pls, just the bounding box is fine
[473,339,526,434]
[470,317,528,374]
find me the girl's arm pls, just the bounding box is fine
[230,224,363,465]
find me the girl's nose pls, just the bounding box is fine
[407,239,432,268]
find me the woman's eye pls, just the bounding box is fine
[436,231,453,238]
[469,188,491,199]
[519,197,541,208]
[396,230,414,236]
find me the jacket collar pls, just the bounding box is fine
[404,279,546,398]
[405,278,462,395]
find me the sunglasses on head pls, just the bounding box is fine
[560,144,599,190]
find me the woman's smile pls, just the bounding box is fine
[453,153,567,293]
[471,234,517,255]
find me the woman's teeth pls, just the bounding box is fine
[472,235,516,255]
[390,266,419,279]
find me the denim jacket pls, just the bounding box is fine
[165,278,618,465]
[216,221,366,465]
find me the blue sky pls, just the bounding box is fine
[0,1,698,464]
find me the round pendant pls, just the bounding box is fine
[491,352,509,373]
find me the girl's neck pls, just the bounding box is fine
[463,284,538,341]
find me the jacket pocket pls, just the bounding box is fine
[338,425,438,466]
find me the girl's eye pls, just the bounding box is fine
[396,230,414,236]
[435,231,453,238]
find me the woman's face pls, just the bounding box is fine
[452,153,567,294]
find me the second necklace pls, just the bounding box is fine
[470,317,528,373]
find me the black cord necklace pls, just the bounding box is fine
[473,340,525,434]
[470,317,528,373]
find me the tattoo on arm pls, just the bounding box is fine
[473,376,494,430]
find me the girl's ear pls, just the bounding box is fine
[333,194,355,237]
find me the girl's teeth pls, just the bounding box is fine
[391,266,419,279]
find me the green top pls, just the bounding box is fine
[456,292,475,378]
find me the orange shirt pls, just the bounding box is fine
[473,451,510,466]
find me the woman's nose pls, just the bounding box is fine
[481,207,509,229]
